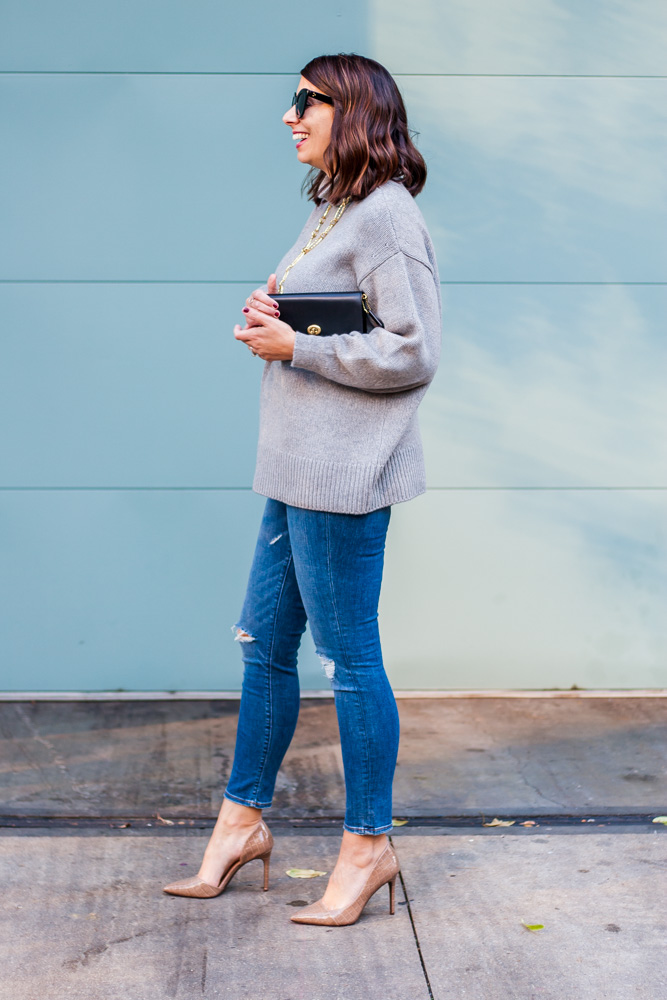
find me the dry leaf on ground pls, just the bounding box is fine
[483,817,516,827]
[652,816,667,825]
[392,818,409,826]
[522,922,544,932]
[286,869,327,878]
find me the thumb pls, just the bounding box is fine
[267,273,278,294]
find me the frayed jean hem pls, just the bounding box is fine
[223,789,272,810]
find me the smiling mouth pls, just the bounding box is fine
[292,132,308,147]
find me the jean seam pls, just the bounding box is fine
[224,789,273,809]
[250,548,295,805]
[324,512,374,833]
[343,821,394,836]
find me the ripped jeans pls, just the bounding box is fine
[224,497,399,835]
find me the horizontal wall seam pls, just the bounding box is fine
[1,487,665,493]
[1,280,665,286]
[0,71,665,79]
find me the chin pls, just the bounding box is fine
[297,149,321,168]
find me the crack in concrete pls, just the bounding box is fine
[12,705,95,805]
[0,713,64,800]
[472,712,568,810]
[201,947,207,993]
[504,745,568,810]
[62,925,158,969]
[62,916,209,970]
[163,902,212,997]
[63,941,110,969]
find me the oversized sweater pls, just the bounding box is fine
[251,179,442,514]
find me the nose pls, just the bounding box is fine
[283,103,299,125]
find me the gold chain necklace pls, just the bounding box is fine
[278,197,351,293]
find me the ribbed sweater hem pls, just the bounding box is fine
[252,444,426,514]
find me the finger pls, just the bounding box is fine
[242,305,279,324]
[234,325,255,343]
[267,273,278,295]
[248,286,279,311]
[244,298,280,317]
[245,301,279,318]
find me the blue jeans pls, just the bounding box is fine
[224,498,399,835]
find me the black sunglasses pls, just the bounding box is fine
[291,88,334,119]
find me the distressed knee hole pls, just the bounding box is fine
[232,625,256,643]
[318,655,336,681]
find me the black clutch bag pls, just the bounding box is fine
[272,291,384,337]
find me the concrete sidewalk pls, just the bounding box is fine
[1,696,666,999]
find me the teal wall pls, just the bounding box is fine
[1,1,665,691]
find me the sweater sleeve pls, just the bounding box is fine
[289,251,442,394]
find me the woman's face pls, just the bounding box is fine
[283,75,334,173]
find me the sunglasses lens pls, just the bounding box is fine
[293,89,308,117]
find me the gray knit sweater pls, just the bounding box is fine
[252,179,442,514]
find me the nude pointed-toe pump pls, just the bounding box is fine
[290,841,400,926]
[163,819,273,898]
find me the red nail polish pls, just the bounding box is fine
[274,311,280,317]
[243,307,249,313]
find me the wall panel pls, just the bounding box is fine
[2,0,665,75]
[0,0,370,73]
[406,76,667,282]
[3,486,663,692]
[422,284,667,488]
[1,75,664,281]
[0,283,261,486]
[371,0,667,76]
[3,283,664,490]
[0,489,325,691]
[0,75,304,281]
[380,489,667,689]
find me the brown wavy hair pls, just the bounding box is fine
[299,53,427,205]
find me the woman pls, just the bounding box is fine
[164,53,441,926]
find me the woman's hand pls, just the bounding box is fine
[234,273,296,361]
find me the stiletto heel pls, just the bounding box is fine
[290,842,401,927]
[163,819,274,898]
[388,874,396,915]
[261,850,271,891]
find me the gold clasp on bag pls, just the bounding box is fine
[307,324,322,335]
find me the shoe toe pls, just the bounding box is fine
[290,900,337,925]
[163,876,219,898]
